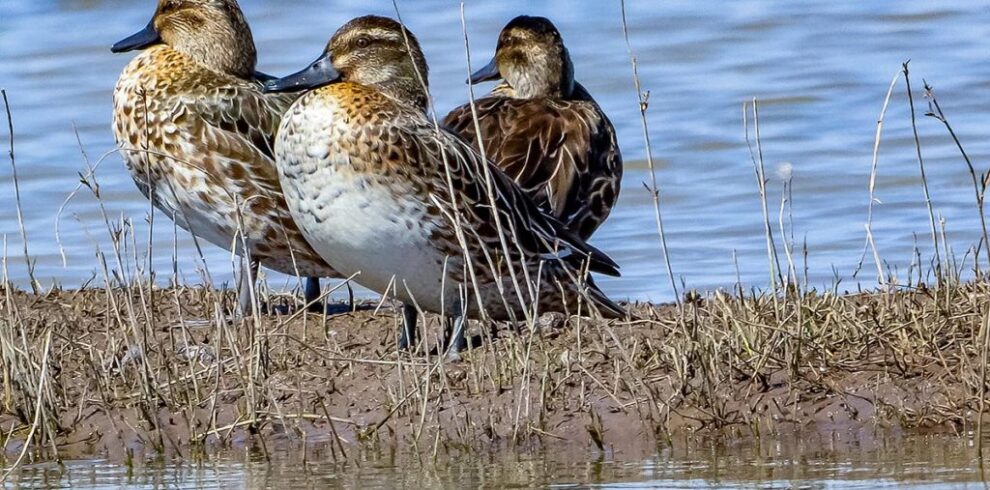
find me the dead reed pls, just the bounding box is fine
[0,9,989,481]
[1,270,989,470]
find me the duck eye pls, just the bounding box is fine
[355,36,370,48]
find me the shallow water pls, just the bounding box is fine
[2,1,990,301]
[4,433,987,488]
[3,3,990,485]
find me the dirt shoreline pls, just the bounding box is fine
[0,283,986,465]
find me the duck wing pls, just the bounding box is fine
[444,91,621,240]
[395,119,620,277]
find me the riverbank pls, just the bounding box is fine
[1,282,987,465]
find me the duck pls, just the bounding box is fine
[443,15,623,240]
[263,15,625,360]
[111,0,343,315]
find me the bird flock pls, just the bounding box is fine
[111,0,626,361]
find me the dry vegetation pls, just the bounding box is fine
[0,277,989,471]
[2,11,990,480]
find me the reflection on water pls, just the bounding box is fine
[4,433,987,488]
[1,1,990,301]
[2,2,989,487]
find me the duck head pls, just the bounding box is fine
[470,15,575,99]
[263,15,429,111]
[112,0,257,79]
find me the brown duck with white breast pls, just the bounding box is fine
[111,0,343,314]
[264,16,625,360]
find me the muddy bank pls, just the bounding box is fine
[0,283,987,464]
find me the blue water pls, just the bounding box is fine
[3,2,990,486]
[1,1,988,303]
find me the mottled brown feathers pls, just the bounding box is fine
[113,9,340,279]
[444,16,622,241]
[268,15,624,319]
[444,83,622,240]
[295,81,623,317]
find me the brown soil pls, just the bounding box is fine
[0,283,986,464]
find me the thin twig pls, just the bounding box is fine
[854,69,901,284]
[619,0,679,303]
[1,90,39,294]
[923,81,989,275]
[744,99,783,301]
[902,61,942,283]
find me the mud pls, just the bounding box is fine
[0,284,985,465]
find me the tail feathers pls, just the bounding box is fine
[583,277,626,319]
[582,242,621,277]
[553,228,621,277]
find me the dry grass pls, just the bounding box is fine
[1,9,989,480]
[0,278,989,470]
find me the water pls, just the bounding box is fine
[1,3,988,483]
[4,433,986,488]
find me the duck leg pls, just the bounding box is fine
[305,277,322,313]
[444,300,467,362]
[237,258,260,316]
[399,303,418,352]
[307,278,358,315]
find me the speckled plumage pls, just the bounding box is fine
[270,16,623,321]
[443,16,622,240]
[112,2,340,280]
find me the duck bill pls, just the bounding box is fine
[468,56,501,84]
[111,21,161,53]
[263,53,341,93]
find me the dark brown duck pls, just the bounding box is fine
[444,15,623,240]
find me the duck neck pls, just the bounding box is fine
[168,16,257,78]
[377,77,428,111]
[353,61,429,111]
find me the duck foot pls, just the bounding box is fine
[399,300,488,361]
